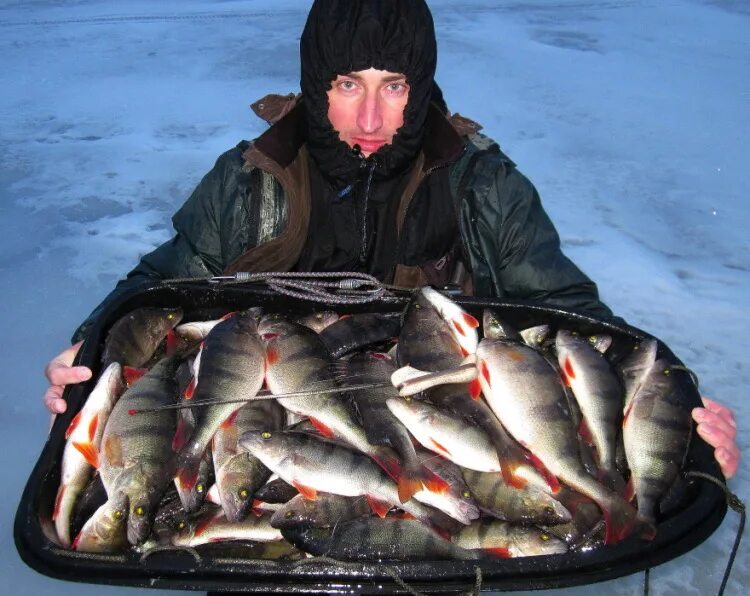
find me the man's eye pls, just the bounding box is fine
[339,81,357,91]
[386,83,408,95]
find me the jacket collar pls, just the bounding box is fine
[251,95,466,172]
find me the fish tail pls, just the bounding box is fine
[601,496,640,544]
[597,465,627,496]
[397,474,423,503]
[371,448,402,482]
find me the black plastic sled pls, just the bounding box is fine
[15,280,727,593]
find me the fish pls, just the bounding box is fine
[174,310,265,511]
[296,310,340,333]
[72,492,129,553]
[555,329,625,487]
[270,493,371,530]
[420,287,479,356]
[385,397,503,473]
[476,337,641,544]
[70,472,108,542]
[622,359,692,529]
[253,478,299,504]
[54,362,125,547]
[212,399,285,522]
[97,356,180,546]
[101,307,183,367]
[281,517,481,561]
[618,338,659,413]
[260,316,400,482]
[461,468,571,526]
[338,352,447,502]
[170,508,282,548]
[319,312,401,358]
[412,449,480,525]
[453,519,568,558]
[239,430,456,533]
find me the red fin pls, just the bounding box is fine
[184,377,196,400]
[503,466,529,490]
[468,379,482,400]
[453,320,467,337]
[366,495,391,518]
[221,311,237,321]
[166,330,178,356]
[87,415,98,442]
[463,313,479,329]
[176,466,198,491]
[73,441,99,468]
[265,347,279,366]
[486,547,512,558]
[339,314,352,320]
[194,517,214,537]
[71,531,82,550]
[53,485,65,521]
[398,476,422,503]
[602,500,639,545]
[578,418,594,445]
[429,438,451,458]
[65,412,82,439]
[309,418,335,438]
[525,451,560,494]
[371,452,401,482]
[562,357,576,386]
[292,481,318,500]
[172,417,192,452]
[371,352,389,360]
[423,470,451,494]
[480,360,491,386]
[123,366,147,386]
[220,410,240,430]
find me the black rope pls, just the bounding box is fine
[684,471,745,596]
[643,566,650,596]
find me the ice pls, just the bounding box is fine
[0,1,747,594]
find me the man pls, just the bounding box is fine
[43,0,738,479]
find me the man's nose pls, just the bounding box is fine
[357,93,383,134]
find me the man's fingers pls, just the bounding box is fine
[692,408,737,441]
[700,397,737,428]
[45,364,92,387]
[43,385,67,414]
[715,445,740,479]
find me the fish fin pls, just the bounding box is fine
[220,409,240,430]
[561,356,576,386]
[598,467,627,495]
[578,418,594,445]
[308,418,335,438]
[53,485,65,521]
[87,415,98,442]
[636,514,657,541]
[391,365,430,389]
[184,376,197,400]
[65,411,82,439]
[292,481,317,501]
[468,379,482,400]
[421,467,451,494]
[429,438,452,458]
[479,359,491,386]
[123,366,147,386]
[72,441,99,469]
[485,547,512,558]
[602,497,639,544]
[397,475,423,503]
[502,466,529,490]
[194,516,216,537]
[176,465,199,491]
[71,530,83,551]
[366,495,391,518]
[524,451,560,494]
[172,417,192,452]
[265,347,280,366]
[221,311,237,321]
[371,449,401,482]
[463,313,480,329]
[206,484,222,505]
[165,330,178,356]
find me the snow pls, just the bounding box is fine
[0,0,747,594]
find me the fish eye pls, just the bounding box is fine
[168,313,175,320]
[414,304,421,310]
[113,510,124,520]
[462,490,471,498]
[285,511,294,518]
[261,431,272,440]
[540,533,550,541]
[196,484,205,494]
[238,488,249,499]
[177,521,186,530]
[544,506,555,515]
[134,506,146,517]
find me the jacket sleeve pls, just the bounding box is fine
[71,145,246,343]
[463,152,619,321]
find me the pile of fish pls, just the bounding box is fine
[51,287,696,563]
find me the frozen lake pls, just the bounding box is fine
[1,0,746,594]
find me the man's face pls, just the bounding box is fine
[326,68,410,157]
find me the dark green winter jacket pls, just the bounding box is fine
[72,98,613,342]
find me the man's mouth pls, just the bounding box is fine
[353,138,387,152]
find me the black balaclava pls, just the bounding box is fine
[300,0,438,185]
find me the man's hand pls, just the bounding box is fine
[43,342,92,415]
[692,397,740,479]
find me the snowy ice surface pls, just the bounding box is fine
[1,0,747,594]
